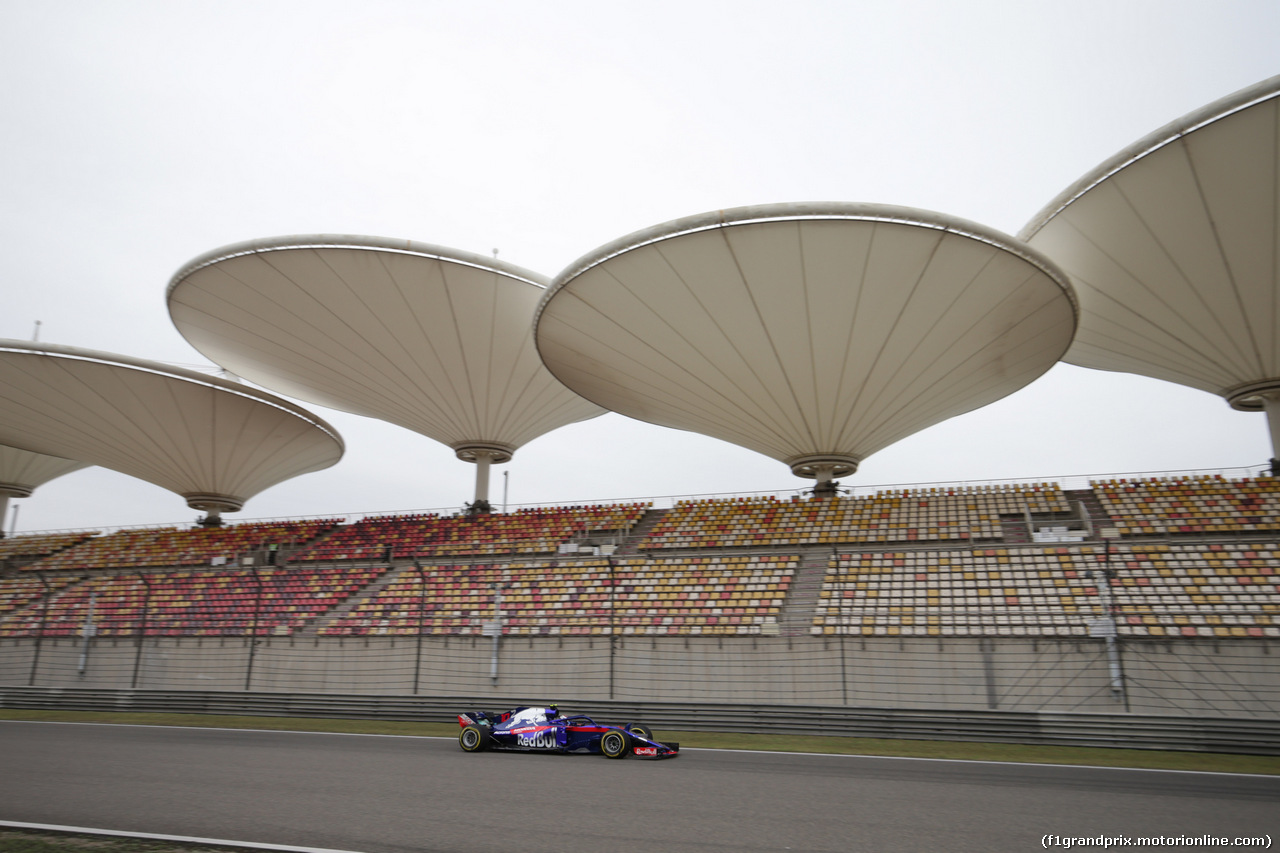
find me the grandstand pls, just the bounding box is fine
[2,76,1279,726]
[1,473,1277,717]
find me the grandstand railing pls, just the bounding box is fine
[3,464,1268,539]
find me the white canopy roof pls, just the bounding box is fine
[0,445,86,499]
[1020,76,1280,444]
[0,341,344,515]
[167,236,605,472]
[535,203,1077,483]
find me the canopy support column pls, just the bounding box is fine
[454,442,514,515]
[787,454,859,498]
[1226,383,1280,476]
[0,484,33,539]
[474,451,494,505]
[1261,391,1280,476]
[185,493,242,527]
[811,463,839,497]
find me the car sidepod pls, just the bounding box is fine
[492,720,567,752]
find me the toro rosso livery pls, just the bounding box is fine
[457,705,679,759]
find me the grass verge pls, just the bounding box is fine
[0,828,243,853]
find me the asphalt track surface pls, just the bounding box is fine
[1,722,1276,853]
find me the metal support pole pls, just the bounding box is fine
[28,571,51,686]
[839,633,848,706]
[980,638,999,709]
[131,572,153,689]
[1113,638,1131,714]
[1094,542,1129,709]
[490,579,503,684]
[607,557,616,700]
[244,566,264,691]
[841,548,851,705]
[77,592,97,678]
[413,562,426,694]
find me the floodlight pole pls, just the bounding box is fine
[2,498,18,538]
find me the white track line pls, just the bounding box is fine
[0,820,367,853]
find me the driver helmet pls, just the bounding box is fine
[546,704,559,718]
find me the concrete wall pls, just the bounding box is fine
[2,636,1276,717]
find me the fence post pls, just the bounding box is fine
[131,572,153,689]
[981,638,999,709]
[1093,542,1129,710]
[607,556,616,700]
[413,561,425,695]
[840,633,847,705]
[244,566,263,691]
[76,591,97,679]
[28,571,51,686]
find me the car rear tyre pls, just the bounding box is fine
[626,724,653,741]
[600,729,631,759]
[459,724,489,753]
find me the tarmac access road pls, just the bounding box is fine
[1,721,1276,853]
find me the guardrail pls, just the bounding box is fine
[2,686,1278,755]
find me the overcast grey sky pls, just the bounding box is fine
[3,0,1279,533]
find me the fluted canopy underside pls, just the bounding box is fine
[1021,75,1280,406]
[168,236,605,459]
[535,203,1077,477]
[0,342,344,512]
[0,445,87,498]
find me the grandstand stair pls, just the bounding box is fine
[999,515,1032,544]
[613,508,669,555]
[1065,488,1112,537]
[779,546,833,636]
[294,564,401,638]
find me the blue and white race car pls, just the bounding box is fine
[457,705,679,759]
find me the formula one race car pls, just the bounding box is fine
[457,705,679,759]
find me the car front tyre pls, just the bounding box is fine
[626,724,653,741]
[600,729,631,759]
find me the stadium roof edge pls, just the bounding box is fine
[165,233,551,300]
[1019,74,1280,241]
